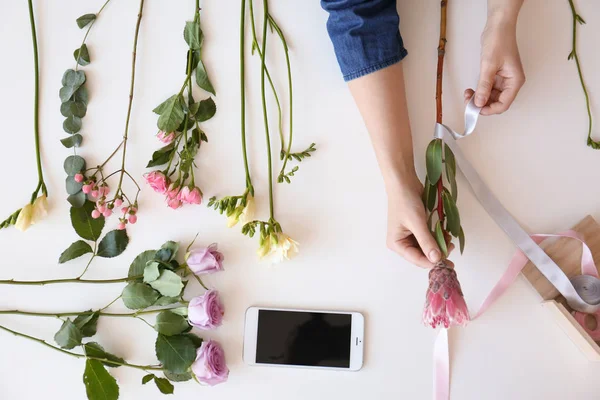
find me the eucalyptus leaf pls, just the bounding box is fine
[155,334,196,374]
[84,342,125,368]
[64,155,86,176]
[83,360,119,400]
[434,221,448,257]
[128,250,157,280]
[59,86,77,103]
[97,230,129,258]
[54,320,82,350]
[60,134,83,148]
[154,95,185,133]
[74,44,91,66]
[59,240,93,263]
[155,311,190,336]
[149,270,184,297]
[73,86,89,105]
[143,261,160,283]
[60,100,87,118]
[70,201,105,241]
[76,13,96,29]
[195,60,215,95]
[63,116,82,134]
[442,191,461,237]
[74,312,99,337]
[66,175,84,195]
[426,139,443,185]
[195,97,216,122]
[67,191,87,208]
[122,283,160,310]
[183,21,203,50]
[164,370,192,382]
[62,69,86,88]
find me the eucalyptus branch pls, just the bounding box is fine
[0,323,163,371]
[567,0,597,149]
[74,0,112,70]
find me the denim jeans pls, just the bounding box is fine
[321,0,407,81]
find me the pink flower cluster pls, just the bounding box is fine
[144,171,202,209]
[77,173,139,230]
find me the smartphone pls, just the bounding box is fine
[243,307,364,371]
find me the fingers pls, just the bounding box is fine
[391,238,435,269]
[474,62,497,107]
[411,221,442,264]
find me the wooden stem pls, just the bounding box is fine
[436,1,448,226]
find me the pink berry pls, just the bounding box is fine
[74,173,84,183]
[91,190,99,198]
[82,185,91,194]
[91,210,101,219]
[121,207,129,213]
[128,215,137,224]
[102,186,110,196]
[117,222,126,230]
[114,198,123,207]
[97,204,106,213]
[102,209,113,218]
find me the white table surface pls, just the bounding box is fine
[1,1,600,399]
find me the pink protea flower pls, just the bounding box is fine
[144,171,169,194]
[423,261,470,328]
[157,131,175,144]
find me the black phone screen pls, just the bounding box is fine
[255,310,352,368]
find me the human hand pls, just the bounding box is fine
[386,176,454,269]
[464,13,525,115]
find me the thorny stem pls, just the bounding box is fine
[259,0,274,220]
[248,1,285,151]
[0,308,181,318]
[77,242,97,279]
[435,0,448,237]
[567,0,597,149]
[27,0,46,201]
[116,0,145,197]
[240,0,254,195]
[0,323,163,371]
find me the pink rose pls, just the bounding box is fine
[191,340,229,386]
[157,131,175,144]
[167,197,182,209]
[178,186,202,205]
[166,183,180,199]
[144,171,168,194]
[186,244,224,275]
[188,290,224,330]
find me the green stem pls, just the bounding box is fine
[567,0,596,148]
[0,308,180,318]
[0,323,163,371]
[249,1,284,152]
[240,0,254,195]
[116,0,145,193]
[259,0,274,220]
[77,244,96,279]
[185,265,209,290]
[27,0,46,200]
[74,0,112,70]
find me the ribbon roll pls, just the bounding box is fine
[573,309,600,341]
[571,275,600,306]
[434,98,600,314]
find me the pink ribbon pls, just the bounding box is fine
[434,230,598,399]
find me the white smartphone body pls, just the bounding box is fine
[243,307,364,371]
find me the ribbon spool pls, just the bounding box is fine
[573,308,600,341]
[434,98,600,314]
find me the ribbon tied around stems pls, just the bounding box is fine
[432,98,600,400]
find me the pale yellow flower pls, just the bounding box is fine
[227,194,255,228]
[256,237,271,258]
[15,203,34,232]
[260,233,299,264]
[31,194,48,224]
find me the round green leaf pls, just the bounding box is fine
[122,283,160,310]
[74,44,91,66]
[61,100,87,118]
[64,155,86,175]
[70,201,105,241]
[60,134,83,148]
[59,240,93,263]
[155,334,196,374]
[54,320,82,349]
[195,97,216,122]
[128,250,157,280]
[83,360,119,400]
[143,261,160,283]
[155,311,190,336]
[66,175,83,195]
[97,230,129,258]
[73,86,89,105]
[67,191,87,208]
[63,116,82,134]
[62,69,86,88]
